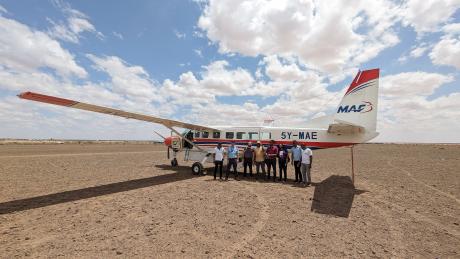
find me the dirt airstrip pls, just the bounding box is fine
[0,143,459,258]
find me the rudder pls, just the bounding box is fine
[334,69,379,132]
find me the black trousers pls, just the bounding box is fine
[278,159,287,181]
[214,160,223,179]
[226,158,238,179]
[294,161,301,181]
[266,159,277,180]
[243,158,253,176]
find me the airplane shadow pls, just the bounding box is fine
[170,166,366,218]
[0,165,197,215]
[310,175,367,218]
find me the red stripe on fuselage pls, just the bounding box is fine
[345,69,379,95]
[193,138,353,148]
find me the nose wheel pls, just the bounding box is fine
[171,158,178,166]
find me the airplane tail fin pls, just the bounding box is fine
[332,69,379,132]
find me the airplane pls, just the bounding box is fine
[17,68,380,176]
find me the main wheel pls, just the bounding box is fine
[191,162,203,175]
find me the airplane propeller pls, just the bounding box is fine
[153,130,171,159]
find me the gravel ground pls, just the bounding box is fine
[0,143,459,258]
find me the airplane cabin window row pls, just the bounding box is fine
[192,131,271,140]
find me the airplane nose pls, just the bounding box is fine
[164,136,172,146]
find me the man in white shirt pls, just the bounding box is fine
[213,143,225,180]
[300,144,313,186]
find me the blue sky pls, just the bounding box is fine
[0,0,459,142]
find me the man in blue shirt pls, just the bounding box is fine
[290,140,302,182]
[226,143,239,180]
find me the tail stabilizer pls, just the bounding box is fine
[333,69,379,132]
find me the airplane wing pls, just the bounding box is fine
[18,91,217,132]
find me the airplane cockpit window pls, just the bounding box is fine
[202,131,209,138]
[248,132,259,140]
[236,132,246,139]
[212,131,221,139]
[226,132,234,139]
[194,131,200,138]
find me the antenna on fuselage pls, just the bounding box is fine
[263,118,275,127]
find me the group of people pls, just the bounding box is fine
[213,140,313,186]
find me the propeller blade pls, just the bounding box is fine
[167,146,170,159]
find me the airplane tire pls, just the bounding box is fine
[171,158,178,167]
[191,162,203,175]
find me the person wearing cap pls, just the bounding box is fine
[243,142,255,177]
[226,143,239,180]
[254,141,266,180]
[213,143,225,180]
[300,144,313,186]
[290,140,302,183]
[278,143,290,182]
[265,140,278,181]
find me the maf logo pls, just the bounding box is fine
[337,101,373,113]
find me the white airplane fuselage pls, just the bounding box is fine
[184,125,378,151]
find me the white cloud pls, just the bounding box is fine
[377,92,460,142]
[380,72,454,97]
[376,71,460,142]
[1,2,460,143]
[430,37,460,69]
[0,4,7,13]
[199,60,255,95]
[194,49,203,57]
[429,24,460,69]
[48,0,103,43]
[162,72,216,106]
[442,23,460,35]
[0,16,87,78]
[176,100,269,128]
[410,45,429,58]
[86,54,162,103]
[198,0,400,74]
[174,29,186,39]
[112,31,123,40]
[400,0,460,34]
[244,55,330,98]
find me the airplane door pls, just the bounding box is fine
[183,130,194,149]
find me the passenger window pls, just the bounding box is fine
[194,131,200,138]
[248,132,259,140]
[236,132,245,139]
[226,132,234,139]
[260,132,271,140]
[202,131,209,138]
[212,131,221,139]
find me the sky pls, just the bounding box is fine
[0,0,459,143]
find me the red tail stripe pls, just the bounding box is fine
[345,69,379,95]
[18,92,78,107]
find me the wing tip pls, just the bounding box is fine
[16,91,78,106]
[17,91,32,99]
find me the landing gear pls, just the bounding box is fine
[191,162,203,175]
[171,158,178,167]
